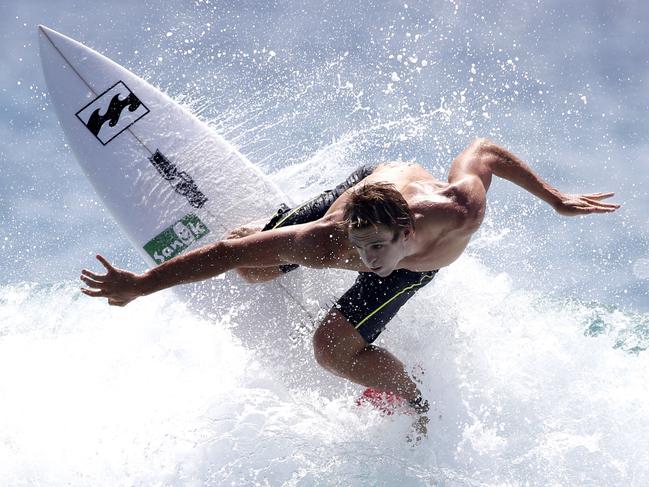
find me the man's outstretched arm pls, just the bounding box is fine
[449,138,621,216]
[80,220,339,306]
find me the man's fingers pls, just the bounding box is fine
[584,192,615,199]
[81,269,106,282]
[80,274,104,288]
[96,254,116,272]
[582,197,618,206]
[584,206,616,214]
[80,287,107,298]
[581,197,620,209]
[589,197,618,204]
[568,202,615,214]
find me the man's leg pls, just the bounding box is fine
[313,309,430,442]
[312,308,422,402]
[314,268,437,417]
[226,224,285,283]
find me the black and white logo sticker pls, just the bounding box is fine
[76,81,149,145]
[149,150,208,209]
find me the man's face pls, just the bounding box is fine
[348,224,410,277]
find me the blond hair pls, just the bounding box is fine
[341,182,414,235]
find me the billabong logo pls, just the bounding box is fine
[149,150,208,209]
[76,81,149,145]
[144,213,210,264]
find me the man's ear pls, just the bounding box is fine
[403,226,414,241]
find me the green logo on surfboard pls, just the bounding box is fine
[144,213,210,264]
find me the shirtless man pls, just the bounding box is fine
[80,138,620,419]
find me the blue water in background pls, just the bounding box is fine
[1,0,648,485]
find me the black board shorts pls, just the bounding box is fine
[262,165,438,344]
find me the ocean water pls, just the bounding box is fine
[3,1,649,485]
[2,249,648,486]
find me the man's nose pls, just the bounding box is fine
[365,253,378,265]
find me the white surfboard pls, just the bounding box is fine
[38,25,342,388]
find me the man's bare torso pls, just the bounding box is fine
[320,162,486,272]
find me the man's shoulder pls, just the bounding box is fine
[448,177,487,228]
[297,216,349,248]
[411,179,486,232]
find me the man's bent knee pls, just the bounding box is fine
[312,309,367,371]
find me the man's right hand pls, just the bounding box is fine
[80,254,146,307]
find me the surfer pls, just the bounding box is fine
[80,138,620,434]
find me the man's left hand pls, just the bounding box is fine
[553,192,621,216]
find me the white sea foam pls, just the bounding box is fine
[1,251,648,486]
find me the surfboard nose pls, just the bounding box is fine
[37,24,82,55]
[37,25,63,71]
[38,24,60,53]
[37,24,54,39]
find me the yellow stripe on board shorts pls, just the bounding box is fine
[335,268,438,344]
